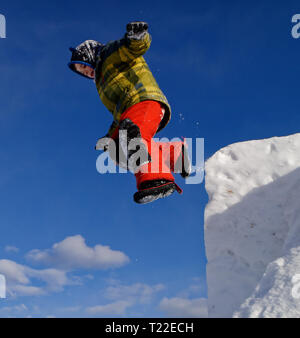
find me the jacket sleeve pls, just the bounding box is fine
[99,32,151,68]
[118,32,152,62]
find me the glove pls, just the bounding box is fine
[126,21,148,40]
[95,136,112,151]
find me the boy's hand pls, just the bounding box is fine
[126,21,148,40]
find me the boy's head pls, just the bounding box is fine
[68,40,103,79]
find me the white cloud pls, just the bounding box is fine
[0,304,28,313]
[105,281,165,304]
[4,246,19,253]
[26,235,130,270]
[27,267,72,292]
[85,281,165,317]
[10,285,44,297]
[0,235,130,300]
[86,300,132,316]
[159,297,208,318]
[0,259,72,297]
[0,259,29,285]
[176,277,207,298]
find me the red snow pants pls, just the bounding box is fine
[111,100,183,190]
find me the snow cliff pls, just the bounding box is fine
[204,133,300,318]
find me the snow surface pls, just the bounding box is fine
[204,133,300,318]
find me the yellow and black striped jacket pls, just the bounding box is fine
[95,32,171,137]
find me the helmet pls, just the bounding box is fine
[68,40,103,79]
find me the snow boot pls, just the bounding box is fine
[133,179,183,204]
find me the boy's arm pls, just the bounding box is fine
[117,21,151,62]
[98,22,150,70]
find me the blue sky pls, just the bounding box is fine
[0,0,299,317]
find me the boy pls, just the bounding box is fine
[68,21,191,204]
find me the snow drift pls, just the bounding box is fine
[204,133,300,318]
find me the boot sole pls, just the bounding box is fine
[134,182,179,204]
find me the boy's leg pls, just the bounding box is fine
[118,100,175,189]
[156,139,192,178]
[109,102,191,180]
